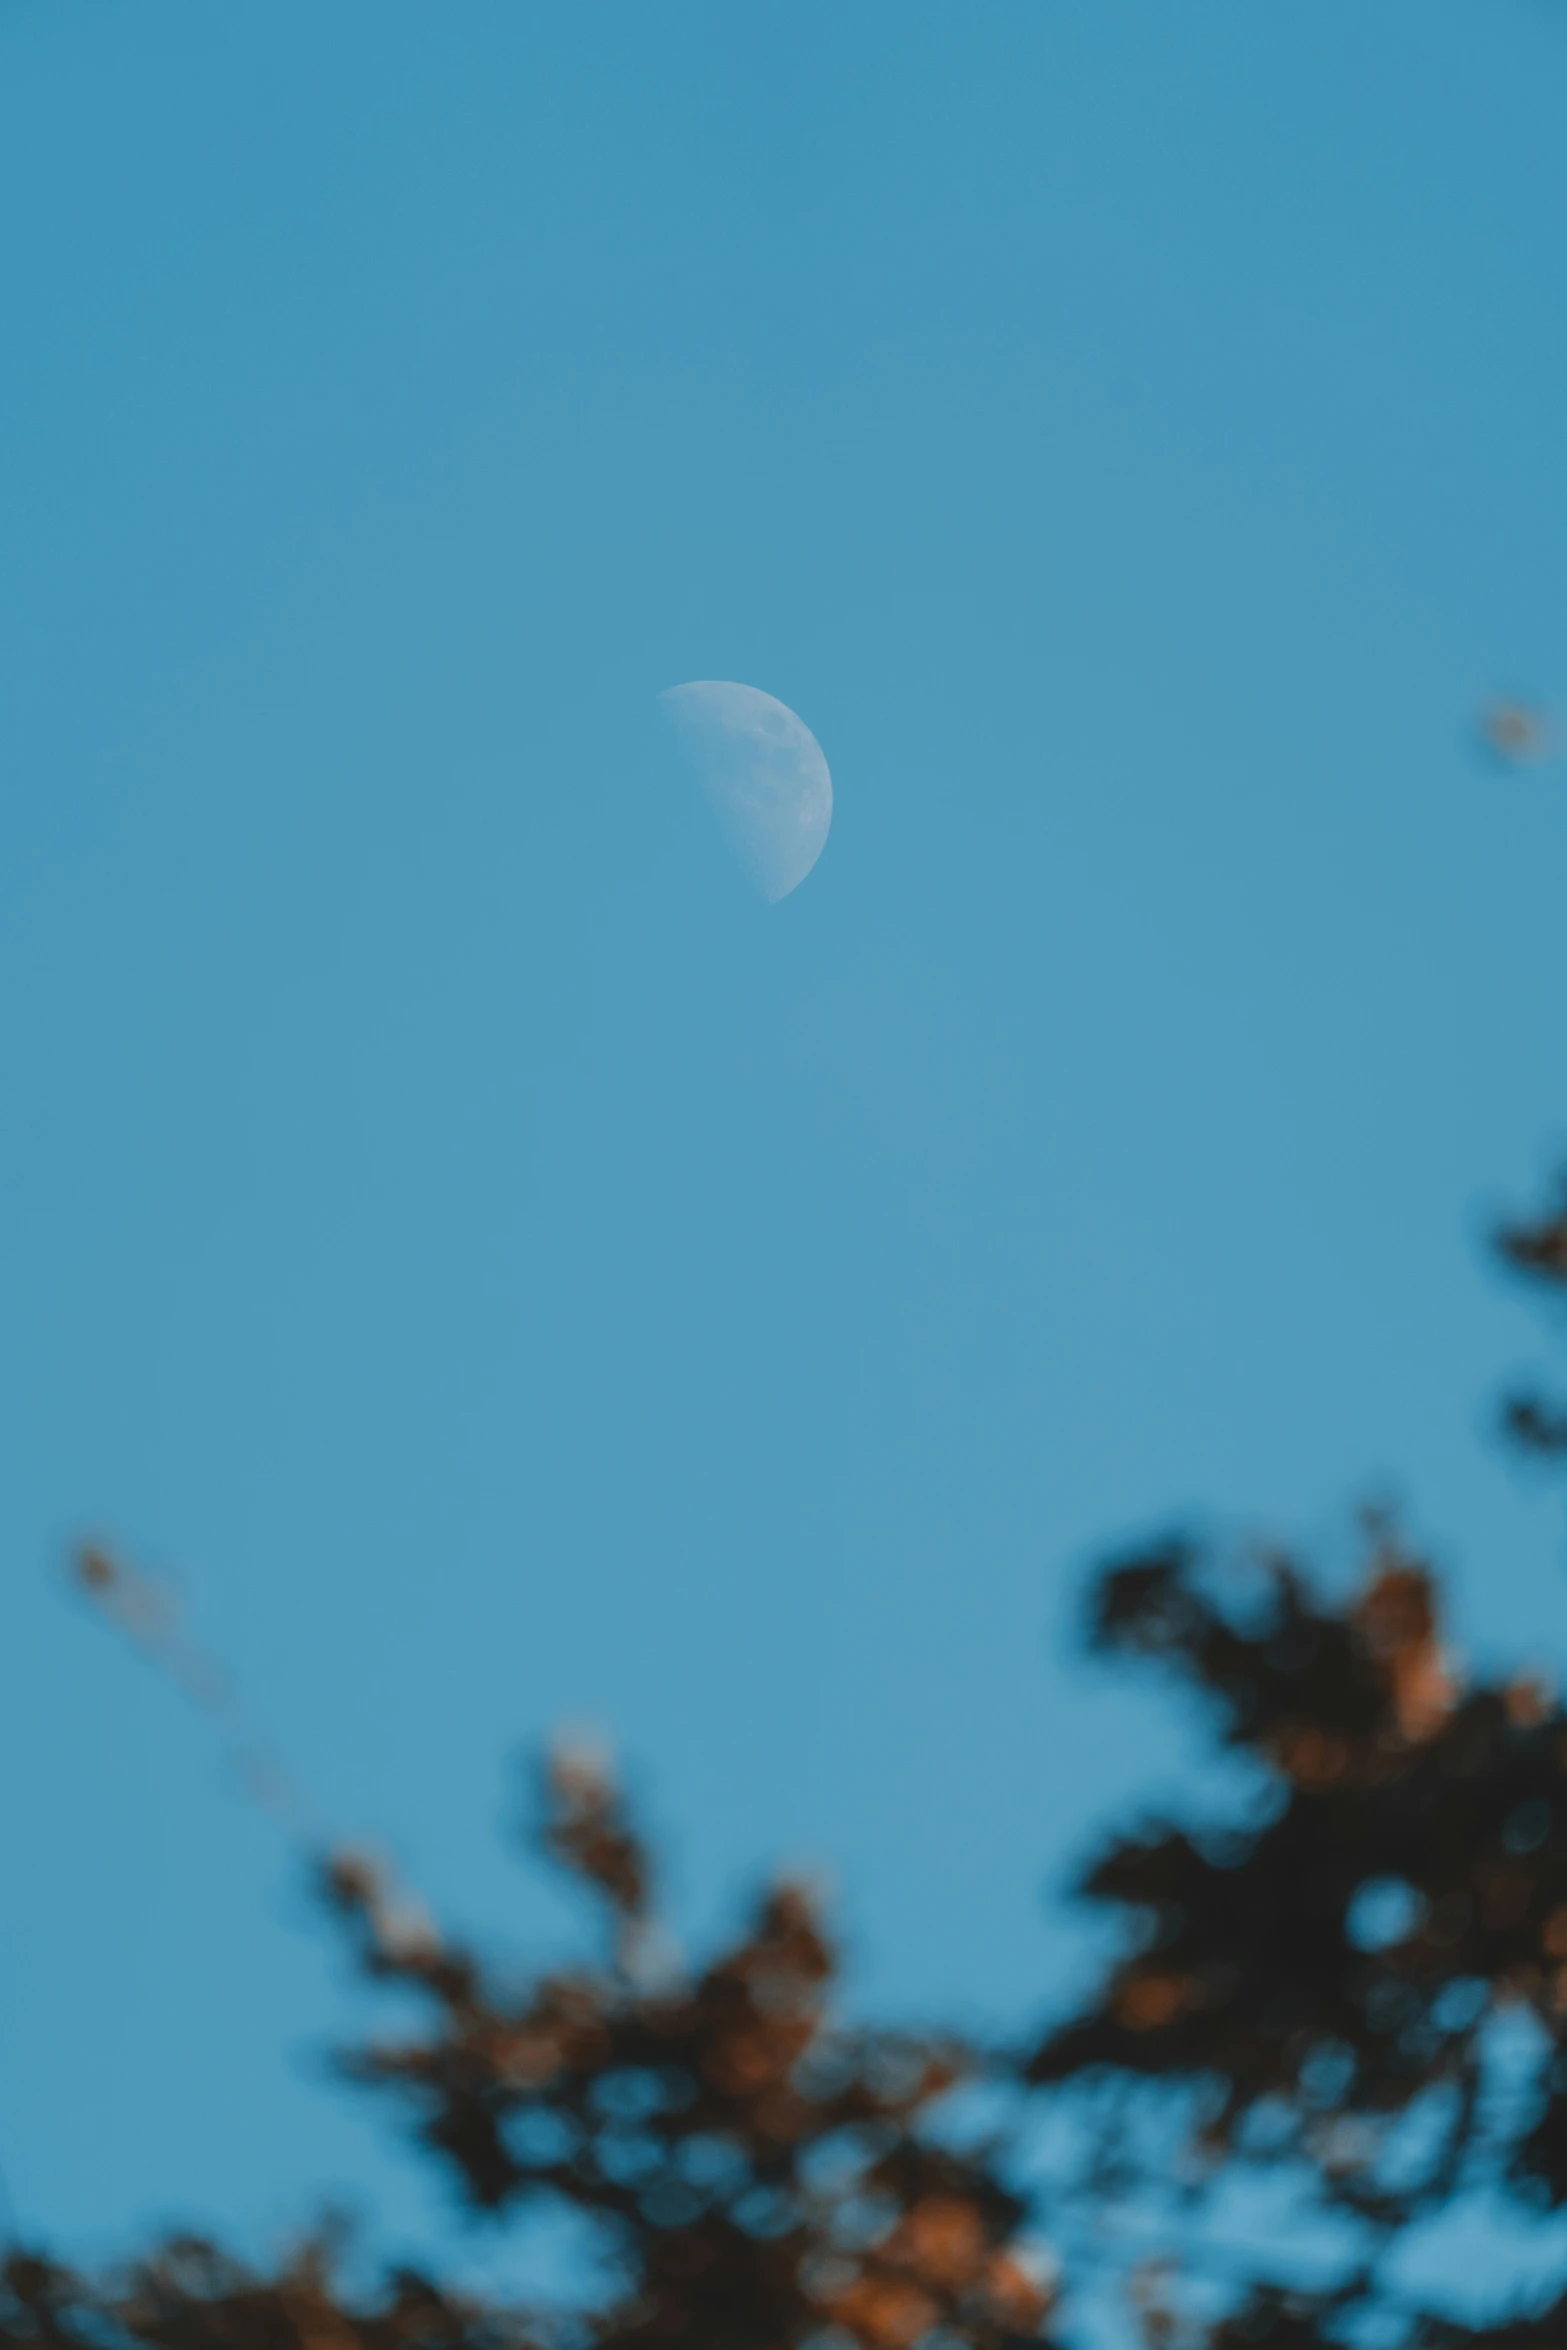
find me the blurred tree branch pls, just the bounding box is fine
[25,1171,1567,2348]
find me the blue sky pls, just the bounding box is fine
[2,0,1567,2287]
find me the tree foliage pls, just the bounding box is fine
[10,1185,1567,2349]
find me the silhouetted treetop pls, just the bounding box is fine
[319,1743,1057,2350]
[1030,1508,1567,2341]
[1042,1531,1565,2112]
[27,1162,1567,2348]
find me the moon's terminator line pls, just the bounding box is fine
[660,680,832,902]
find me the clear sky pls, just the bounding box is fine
[3,0,1567,2289]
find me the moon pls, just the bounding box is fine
[659,681,832,902]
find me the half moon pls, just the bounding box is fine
[659,681,832,902]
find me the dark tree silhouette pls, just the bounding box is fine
[10,1182,1567,2350]
[1023,1178,1567,2345]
